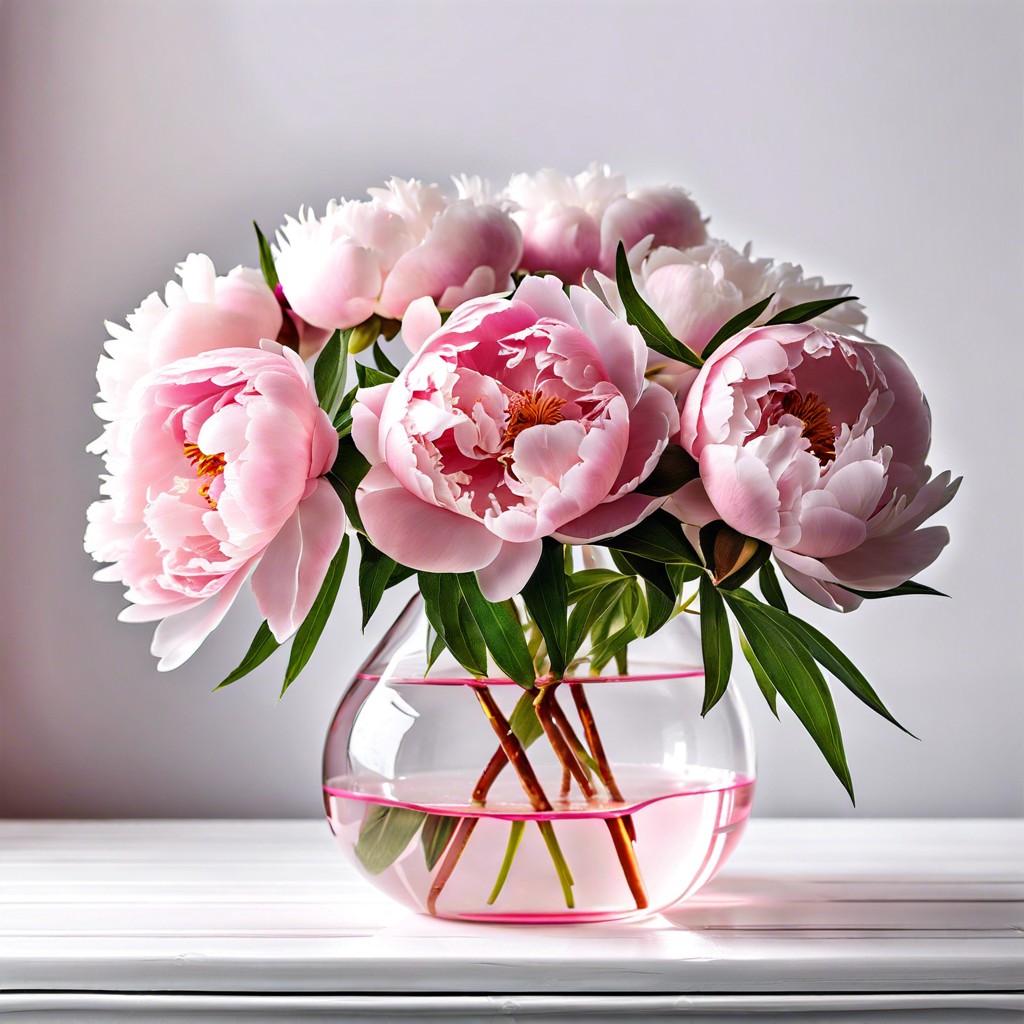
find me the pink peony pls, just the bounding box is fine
[88,254,284,459]
[86,344,345,670]
[351,275,680,600]
[673,323,959,610]
[504,164,707,285]
[593,240,867,397]
[273,177,522,332]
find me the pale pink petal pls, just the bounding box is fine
[150,563,253,671]
[251,480,347,643]
[777,560,864,613]
[401,296,443,353]
[476,540,543,602]
[554,491,664,543]
[608,383,679,496]
[350,383,391,464]
[820,525,951,591]
[699,444,782,544]
[665,478,719,528]
[357,464,502,572]
[792,505,867,558]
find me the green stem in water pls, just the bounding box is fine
[487,820,525,905]
[538,821,575,908]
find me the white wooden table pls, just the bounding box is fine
[1,819,1021,1021]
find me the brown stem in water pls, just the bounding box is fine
[570,681,636,842]
[472,747,508,805]
[560,764,571,800]
[536,683,648,910]
[426,817,478,916]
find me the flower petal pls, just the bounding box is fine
[476,540,543,602]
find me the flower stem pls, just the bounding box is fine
[536,683,648,910]
[487,820,525,905]
[426,816,478,916]
[569,682,636,842]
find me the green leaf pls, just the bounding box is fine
[598,509,702,566]
[457,573,537,687]
[487,820,525,904]
[421,814,458,871]
[508,687,545,747]
[612,549,677,602]
[419,573,487,678]
[758,561,788,612]
[521,538,569,677]
[354,803,427,875]
[372,340,401,377]
[615,242,703,368]
[723,591,854,802]
[668,562,702,593]
[355,363,396,389]
[765,295,859,325]
[567,569,624,599]
[699,575,733,716]
[312,330,348,421]
[281,535,351,695]
[702,293,775,359]
[739,631,778,717]
[636,444,699,497]
[253,221,279,291]
[731,590,914,736]
[566,577,630,662]
[215,620,281,690]
[837,581,949,600]
[357,536,397,630]
[644,581,676,636]
[424,626,446,675]
[327,438,370,531]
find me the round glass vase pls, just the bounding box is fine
[323,591,755,923]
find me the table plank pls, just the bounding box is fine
[1,819,1021,999]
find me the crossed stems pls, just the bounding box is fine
[425,680,648,916]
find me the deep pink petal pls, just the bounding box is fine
[699,444,782,544]
[554,491,664,543]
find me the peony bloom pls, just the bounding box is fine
[673,323,958,610]
[351,275,680,600]
[594,240,867,396]
[273,177,522,332]
[504,164,707,285]
[86,344,345,670]
[89,254,284,459]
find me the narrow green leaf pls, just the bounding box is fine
[357,535,398,630]
[327,438,370,531]
[567,568,625,599]
[421,814,458,871]
[702,293,775,359]
[354,803,426,875]
[612,549,677,602]
[372,340,401,377]
[837,581,949,600]
[636,444,699,497]
[521,538,569,677]
[566,578,629,662]
[598,509,702,566]
[355,363,396,389]
[253,221,279,290]
[589,622,638,675]
[738,631,778,717]
[765,295,859,325]
[723,591,854,802]
[419,573,487,678]
[699,575,733,715]
[216,620,280,690]
[458,573,537,687]
[759,560,788,612]
[313,330,348,421]
[538,821,575,908]
[281,535,351,695]
[644,581,675,636]
[668,562,702,593]
[731,590,914,736]
[615,242,703,368]
[424,626,446,675]
[487,820,525,904]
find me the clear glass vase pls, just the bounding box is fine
[323,593,755,923]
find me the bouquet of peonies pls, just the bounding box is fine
[86,163,958,816]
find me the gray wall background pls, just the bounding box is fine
[2,0,1021,820]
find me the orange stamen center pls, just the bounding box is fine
[501,389,567,450]
[778,390,836,465]
[183,442,226,509]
